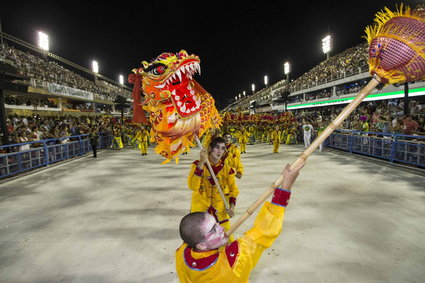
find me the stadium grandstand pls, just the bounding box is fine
[0,32,136,177]
[224,42,425,116]
[221,41,425,169]
[1,32,425,178]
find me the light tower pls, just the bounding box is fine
[284,62,290,82]
[322,35,331,60]
[37,31,49,51]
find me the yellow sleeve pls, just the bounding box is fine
[232,155,244,175]
[232,202,286,275]
[227,168,239,199]
[187,163,203,191]
[245,202,285,248]
[232,144,241,159]
[226,145,243,175]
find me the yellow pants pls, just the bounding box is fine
[273,141,280,153]
[113,137,124,149]
[139,141,147,154]
[286,134,293,144]
[240,142,246,152]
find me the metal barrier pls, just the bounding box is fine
[325,130,425,168]
[0,133,112,178]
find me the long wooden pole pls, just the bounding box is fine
[194,135,230,211]
[226,76,381,236]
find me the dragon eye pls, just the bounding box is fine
[154,65,165,75]
[145,63,167,75]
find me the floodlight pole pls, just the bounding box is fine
[0,17,4,48]
[404,82,409,115]
[0,68,9,146]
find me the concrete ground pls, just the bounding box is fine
[0,143,424,283]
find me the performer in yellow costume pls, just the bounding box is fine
[187,137,239,236]
[236,126,250,153]
[134,125,149,155]
[286,125,297,144]
[270,125,282,153]
[261,126,270,143]
[222,132,243,179]
[112,127,124,149]
[177,161,305,283]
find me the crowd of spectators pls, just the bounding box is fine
[305,88,333,101]
[5,96,58,108]
[0,43,131,101]
[294,98,425,136]
[289,42,369,92]
[2,114,114,150]
[240,42,370,109]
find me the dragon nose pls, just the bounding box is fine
[178,50,188,58]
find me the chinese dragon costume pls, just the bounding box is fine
[129,50,221,163]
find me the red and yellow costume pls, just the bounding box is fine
[176,187,291,283]
[236,129,250,153]
[187,159,239,233]
[285,126,296,144]
[112,128,124,149]
[270,129,282,153]
[134,128,149,155]
[222,143,243,177]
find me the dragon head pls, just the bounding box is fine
[133,50,221,163]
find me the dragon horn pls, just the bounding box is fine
[141,61,149,69]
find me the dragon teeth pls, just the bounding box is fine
[196,63,201,76]
[157,62,202,89]
[155,82,166,89]
[176,69,182,82]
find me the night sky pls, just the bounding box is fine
[1,0,422,109]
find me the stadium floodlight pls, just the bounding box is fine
[119,74,124,85]
[284,61,290,82]
[322,35,331,58]
[38,31,49,51]
[284,62,290,75]
[264,75,268,86]
[251,83,255,93]
[92,60,99,74]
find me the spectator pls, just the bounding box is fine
[402,115,419,136]
[17,131,30,151]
